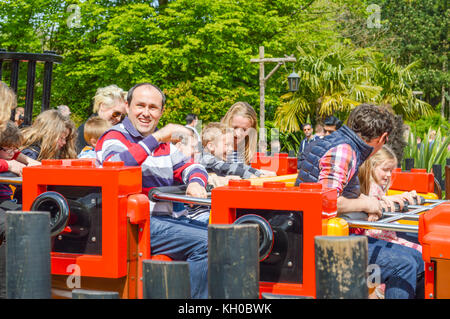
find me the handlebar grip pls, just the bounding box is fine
[0,171,20,178]
[340,212,369,221]
[415,196,425,205]
[148,185,188,199]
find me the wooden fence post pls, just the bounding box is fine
[315,236,368,299]
[6,211,51,298]
[142,260,191,299]
[208,224,259,299]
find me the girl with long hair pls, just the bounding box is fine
[21,109,77,160]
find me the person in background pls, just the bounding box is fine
[77,116,112,159]
[13,107,24,128]
[314,123,324,139]
[185,113,201,145]
[297,123,315,169]
[428,130,436,149]
[57,105,71,118]
[76,85,127,152]
[323,115,342,136]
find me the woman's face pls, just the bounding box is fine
[99,100,127,125]
[230,115,253,146]
[56,128,70,150]
[373,159,397,188]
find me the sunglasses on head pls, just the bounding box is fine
[112,111,126,121]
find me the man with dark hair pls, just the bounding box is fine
[295,103,424,299]
[323,115,342,136]
[185,113,201,145]
[96,83,209,298]
[297,123,315,169]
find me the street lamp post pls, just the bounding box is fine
[250,46,297,154]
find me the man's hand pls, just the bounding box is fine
[360,194,383,221]
[337,193,383,221]
[186,182,207,199]
[6,160,25,176]
[152,123,192,143]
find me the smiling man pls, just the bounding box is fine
[95,83,209,298]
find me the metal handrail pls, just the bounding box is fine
[346,220,419,233]
[345,199,449,233]
[150,192,212,206]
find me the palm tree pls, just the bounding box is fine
[275,44,433,132]
[274,43,381,132]
[370,57,433,120]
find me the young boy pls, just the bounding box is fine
[171,128,200,161]
[78,116,112,159]
[200,122,275,179]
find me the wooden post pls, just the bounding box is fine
[315,236,368,299]
[446,165,450,200]
[433,164,443,198]
[72,289,119,299]
[142,260,191,299]
[208,224,259,299]
[250,47,296,154]
[6,211,51,299]
[259,46,266,153]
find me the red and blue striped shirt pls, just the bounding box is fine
[95,117,208,217]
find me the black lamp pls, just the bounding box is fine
[288,67,300,92]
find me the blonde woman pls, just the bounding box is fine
[0,81,25,176]
[220,101,259,165]
[0,81,16,132]
[21,109,77,160]
[76,84,127,152]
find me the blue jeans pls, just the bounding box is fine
[150,215,208,299]
[364,235,424,299]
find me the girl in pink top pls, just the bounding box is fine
[357,145,421,252]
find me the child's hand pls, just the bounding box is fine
[208,175,240,188]
[367,212,380,222]
[26,158,41,166]
[398,191,418,205]
[6,160,25,176]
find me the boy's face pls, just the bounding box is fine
[0,146,17,160]
[210,132,233,161]
[176,134,197,159]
